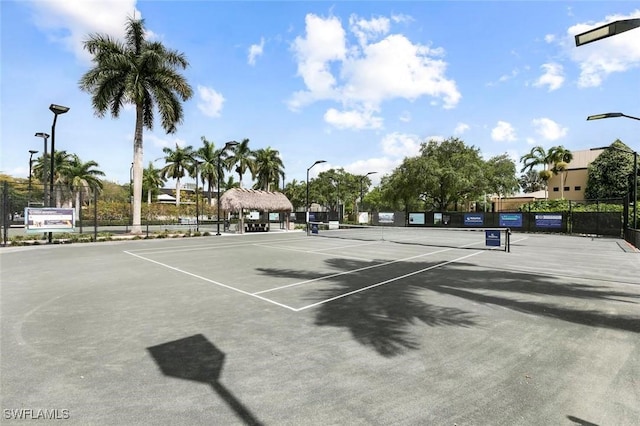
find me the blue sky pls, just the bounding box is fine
[1,1,639,189]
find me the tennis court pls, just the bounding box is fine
[1,229,639,424]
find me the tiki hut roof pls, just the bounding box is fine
[219,188,294,212]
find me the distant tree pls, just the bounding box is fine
[160,144,195,206]
[520,146,552,198]
[253,147,285,191]
[65,154,105,216]
[79,17,193,233]
[142,162,166,204]
[519,169,546,193]
[225,138,255,188]
[485,154,519,199]
[585,139,635,200]
[283,179,306,211]
[548,145,573,199]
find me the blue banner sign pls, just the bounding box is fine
[310,223,319,234]
[535,214,563,228]
[464,214,484,226]
[499,213,522,227]
[485,230,501,247]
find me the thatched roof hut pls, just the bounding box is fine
[220,188,293,213]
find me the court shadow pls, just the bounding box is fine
[256,256,640,357]
[147,334,263,426]
[566,415,600,425]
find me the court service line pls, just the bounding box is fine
[123,250,298,311]
[293,251,484,311]
[253,243,376,262]
[126,236,311,255]
[254,242,480,295]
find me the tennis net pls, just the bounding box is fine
[308,222,511,252]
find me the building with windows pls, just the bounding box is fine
[546,148,604,201]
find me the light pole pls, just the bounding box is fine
[48,104,69,243]
[217,141,239,235]
[575,18,640,46]
[588,112,639,229]
[28,150,38,206]
[359,171,377,217]
[193,160,200,232]
[34,132,49,206]
[306,160,326,232]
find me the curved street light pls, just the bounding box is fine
[28,150,38,206]
[48,103,69,243]
[306,160,326,234]
[359,171,377,217]
[217,141,239,235]
[588,112,639,230]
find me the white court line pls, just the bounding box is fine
[293,251,484,311]
[253,243,375,262]
[123,250,298,311]
[127,236,311,255]
[254,242,480,295]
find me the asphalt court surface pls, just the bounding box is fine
[2,230,639,425]
[123,231,508,311]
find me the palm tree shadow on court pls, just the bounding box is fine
[255,257,640,357]
[147,334,263,426]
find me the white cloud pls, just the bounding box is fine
[533,63,564,91]
[324,107,383,130]
[349,14,390,46]
[289,13,461,128]
[567,10,640,88]
[197,85,225,118]
[28,0,141,63]
[248,37,265,66]
[532,118,568,141]
[343,157,400,184]
[526,137,537,145]
[453,122,469,135]
[380,132,421,158]
[491,121,517,142]
[544,34,555,43]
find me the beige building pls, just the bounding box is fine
[547,148,604,201]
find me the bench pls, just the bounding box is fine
[244,223,269,233]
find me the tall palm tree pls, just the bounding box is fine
[225,138,255,188]
[143,162,166,204]
[160,144,194,206]
[196,136,226,205]
[548,145,573,199]
[32,150,74,207]
[65,155,105,217]
[253,147,285,191]
[79,17,193,233]
[520,146,552,198]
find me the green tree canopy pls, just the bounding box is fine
[585,139,635,200]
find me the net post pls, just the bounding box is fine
[506,228,511,252]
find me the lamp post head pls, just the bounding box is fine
[29,150,39,155]
[587,113,623,121]
[49,104,70,115]
[225,140,239,149]
[34,132,50,139]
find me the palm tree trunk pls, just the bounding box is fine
[176,178,181,206]
[147,190,151,205]
[131,105,144,234]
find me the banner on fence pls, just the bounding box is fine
[24,207,75,234]
[499,213,523,227]
[535,214,563,228]
[464,213,484,226]
[378,212,394,223]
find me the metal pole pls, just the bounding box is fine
[633,152,638,229]
[195,162,199,232]
[306,167,310,235]
[216,153,222,236]
[48,115,58,243]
